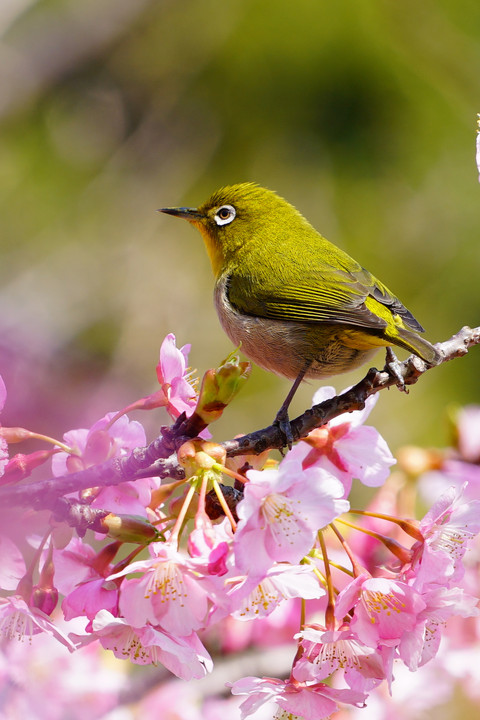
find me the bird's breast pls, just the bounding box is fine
[214,276,378,380]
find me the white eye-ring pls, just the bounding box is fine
[214,204,236,226]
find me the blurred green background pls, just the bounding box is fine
[0,0,479,451]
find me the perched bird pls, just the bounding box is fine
[161,183,439,441]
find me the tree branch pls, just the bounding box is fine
[1,325,478,510]
[223,325,480,457]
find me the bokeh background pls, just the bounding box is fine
[1,2,480,719]
[0,0,479,454]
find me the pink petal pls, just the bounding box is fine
[158,333,187,383]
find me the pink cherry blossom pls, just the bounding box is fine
[229,675,366,720]
[234,454,349,575]
[156,333,198,419]
[53,537,104,596]
[289,386,395,496]
[201,540,230,577]
[109,542,211,636]
[398,585,479,671]
[227,563,325,620]
[411,484,480,589]
[217,597,302,655]
[51,413,159,515]
[52,412,146,476]
[63,578,118,623]
[334,656,454,720]
[2,323,480,717]
[187,515,233,577]
[0,595,75,651]
[335,575,426,649]
[91,609,213,678]
[53,537,119,622]
[293,625,385,692]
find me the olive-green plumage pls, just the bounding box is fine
[161,183,439,383]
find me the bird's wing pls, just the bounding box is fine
[226,263,424,333]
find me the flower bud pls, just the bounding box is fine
[0,427,33,443]
[99,513,159,544]
[177,439,226,479]
[195,351,250,424]
[0,450,56,485]
[31,586,59,616]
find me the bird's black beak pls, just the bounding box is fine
[159,206,204,221]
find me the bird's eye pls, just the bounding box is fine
[214,205,236,226]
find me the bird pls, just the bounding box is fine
[161,182,440,444]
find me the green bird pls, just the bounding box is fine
[161,183,439,440]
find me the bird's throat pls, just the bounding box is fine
[194,224,224,277]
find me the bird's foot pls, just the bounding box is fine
[274,406,294,451]
[273,365,310,451]
[384,347,408,393]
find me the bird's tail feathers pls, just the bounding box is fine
[393,327,441,365]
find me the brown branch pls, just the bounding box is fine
[223,325,480,457]
[51,497,110,538]
[1,325,478,509]
[2,430,185,510]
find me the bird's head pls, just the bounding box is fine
[160,182,306,276]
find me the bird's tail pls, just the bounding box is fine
[394,327,441,365]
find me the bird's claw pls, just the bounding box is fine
[274,408,294,451]
[384,347,408,393]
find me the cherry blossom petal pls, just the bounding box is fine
[92,610,212,678]
[0,536,26,591]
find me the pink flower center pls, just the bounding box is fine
[145,561,187,605]
[301,424,350,473]
[361,589,405,623]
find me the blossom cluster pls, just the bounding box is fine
[0,334,480,720]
